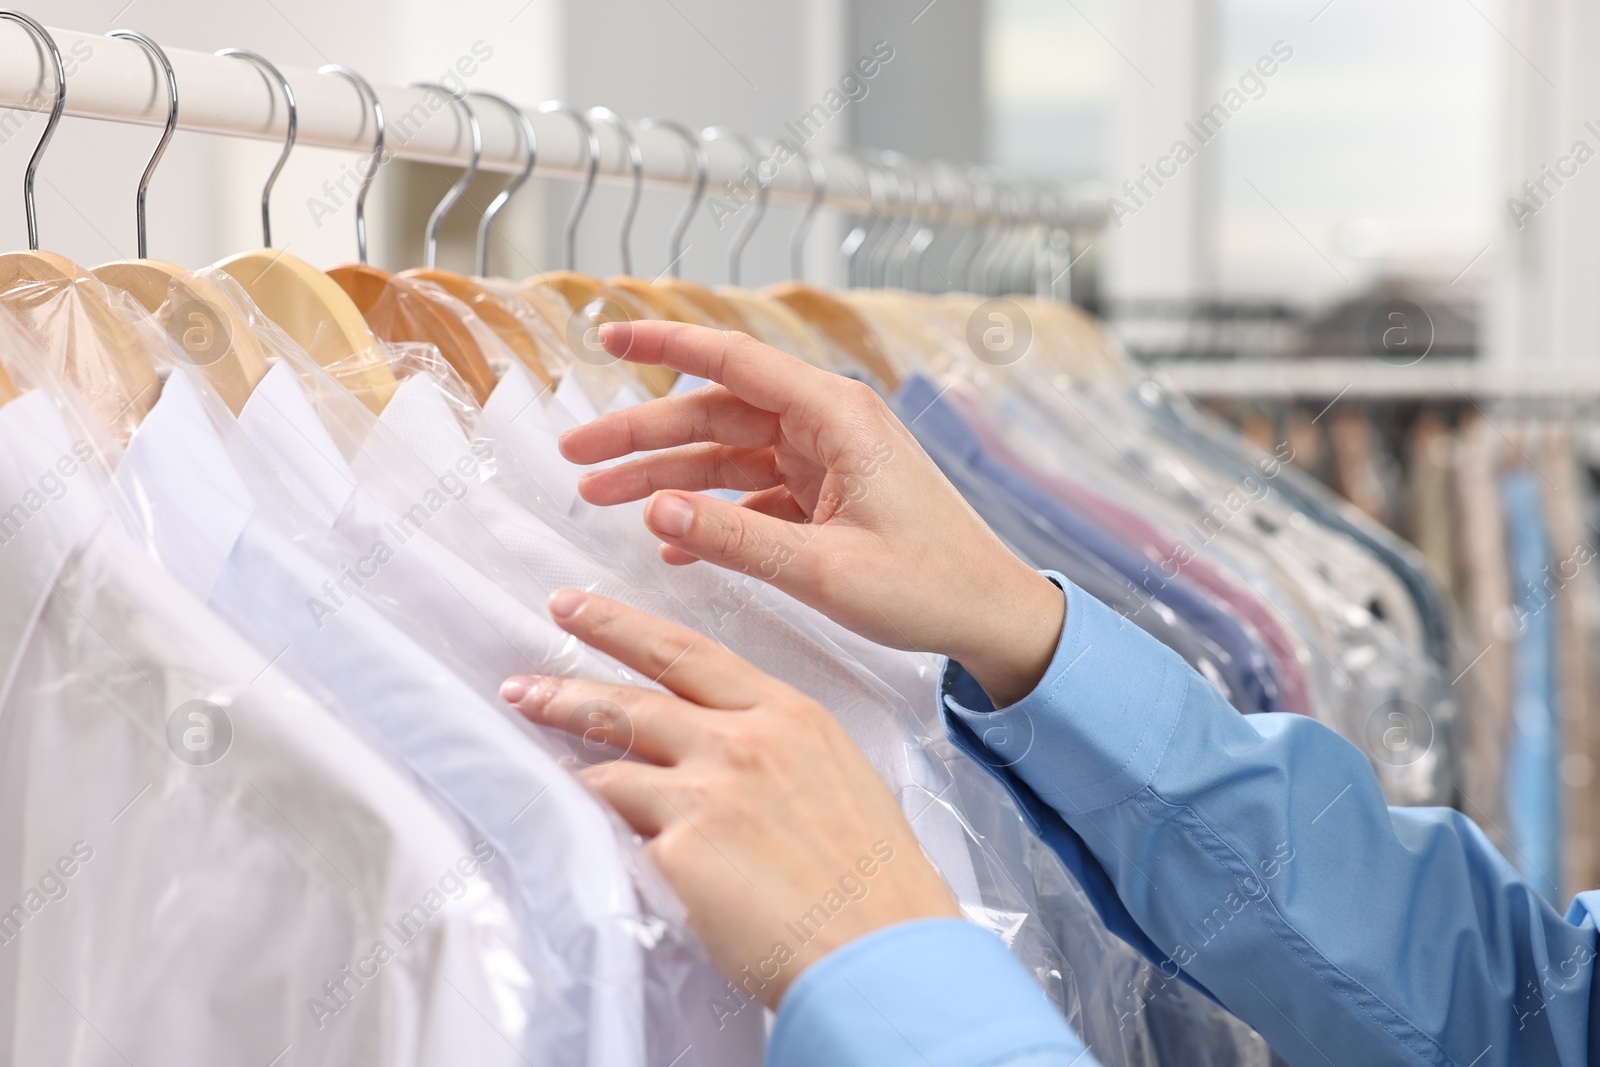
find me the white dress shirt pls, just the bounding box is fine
[111,367,655,1067]
[0,386,525,1067]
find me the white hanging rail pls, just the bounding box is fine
[1147,358,1600,400]
[0,21,1101,228]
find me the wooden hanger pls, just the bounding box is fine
[93,261,271,414]
[0,359,16,408]
[0,21,161,439]
[330,266,499,403]
[209,52,397,412]
[78,34,269,416]
[328,83,505,404]
[765,282,899,391]
[716,287,838,370]
[404,269,552,387]
[0,249,163,441]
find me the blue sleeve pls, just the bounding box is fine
[766,918,1096,1067]
[941,572,1600,1067]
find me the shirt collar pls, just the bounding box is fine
[113,368,254,598]
[236,361,360,528]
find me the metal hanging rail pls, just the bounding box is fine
[1147,358,1600,400]
[0,20,1103,229]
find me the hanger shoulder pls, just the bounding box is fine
[0,251,162,439]
[214,250,397,414]
[330,266,498,405]
[657,278,749,332]
[403,269,553,388]
[765,282,899,391]
[92,260,271,415]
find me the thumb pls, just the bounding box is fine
[644,490,820,591]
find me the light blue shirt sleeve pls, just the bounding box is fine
[940,572,1600,1067]
[767,918,1095,1066]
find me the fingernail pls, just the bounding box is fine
[646,493,695,539]
[548,588,587,619]
[500,676,532,704]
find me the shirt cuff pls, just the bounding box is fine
[940,571,1192,814]
[767,918,1087,1067]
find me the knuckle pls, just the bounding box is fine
[711,516,754,561]
[708,723,769,771]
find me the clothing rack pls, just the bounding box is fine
[0,21,1100,229]
[1148,358,1600,400]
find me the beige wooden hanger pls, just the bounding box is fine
[397,90,552,389]
[329,82,506,403]
[84,33,269,415]
[209,52,395,412]
[0,18,159,439]
[765,283,899,391]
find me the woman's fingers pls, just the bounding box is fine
[736,486,810,524]
[577,762,676,837]
[559,386,778,465]
[578,443,782,506]
[640,491,824,596]
[596,321,840,419]
[500,674,709,765]
[545,589,781,709]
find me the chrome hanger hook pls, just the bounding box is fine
[585,107,642,276]
[841,156,887,288]
[702,126,769,287]
[469,92,535,277]
[538,102,599,272]
[639,118,706,279]
[0,11,65,250]
[110,31,176,259]
[216,49,296,248]
[410,82,480,271]
[789,143,826,282]
[318,64,384,265]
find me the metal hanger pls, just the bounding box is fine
[789,143,826,282]
[870,151,915,288]
[585,107,642,276]
[973,181,1015,295]
[0,10,64,250]
[841,157,887,288]
[318,64,384,265]
[639,118,706,278]
[409,83,480,271]
[107,30,177,259]
[701,126,768,286]
[215,49,296,248]
[538,102,599,272]
[468,91,535,277]
[908,161,957,291]
[949,166,993,294]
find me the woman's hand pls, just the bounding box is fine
[501,590,960,1006]
[559,321,1063,706]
